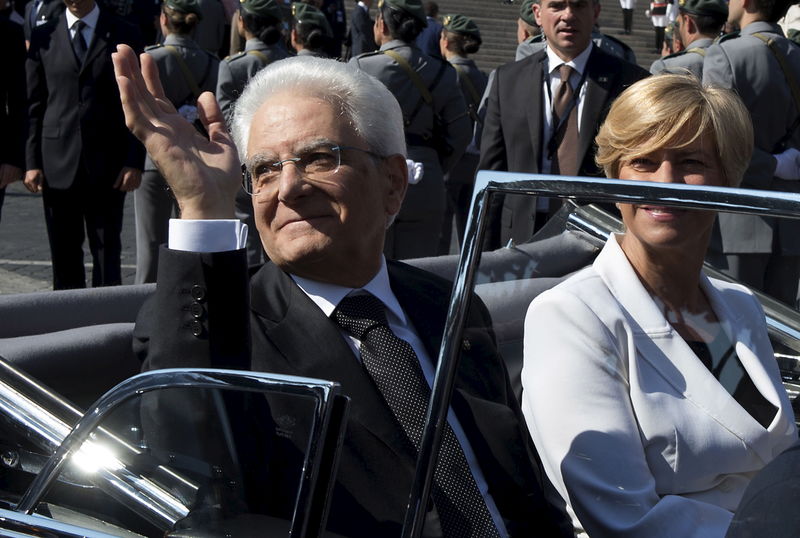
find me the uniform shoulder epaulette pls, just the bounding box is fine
[144,43,164,52]
[660,49,687,60]
[223,51,248,63]
[716,31,740,44]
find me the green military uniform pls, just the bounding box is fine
[650,0,727,77]
[350,0,471,259]
[703,21,800,304]
[137,0,221,283]
[291,1,333,58]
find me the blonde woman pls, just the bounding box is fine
[521,74,798,537]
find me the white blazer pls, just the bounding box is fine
[521,235,798,538]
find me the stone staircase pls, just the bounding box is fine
[426,0,661,73]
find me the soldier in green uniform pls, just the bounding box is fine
[703,0,800,305]
[438,14,487,252]
[650,0,727,76]
[136,0,220,283]
[350,0,470,260]
[515,0,542,60]
[217,0,289,266]
[290,1,334,57]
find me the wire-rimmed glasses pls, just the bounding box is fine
[241,144,382,196]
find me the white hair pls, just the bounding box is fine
[230,56,407,161]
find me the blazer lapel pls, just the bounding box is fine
[55,16,81,72]
[593,236,781,460]
[81,11,109,73]
[578,48,611,166]
[527,53,546,172]
[249,264,417,463]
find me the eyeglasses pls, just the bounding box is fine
[242,145,382,196]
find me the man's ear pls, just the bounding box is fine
[383,154,409,217]
[533,3,543,26]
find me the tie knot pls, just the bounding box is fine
[74,20,85,32]
[559,64,574,83]
[333,293,388,340]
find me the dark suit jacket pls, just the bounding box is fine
[478,46,649,246]
[134,247,571,537]
[347,3,376,58]
[22,0,63,43]
[1,18,26,171]
[25,8,144,189]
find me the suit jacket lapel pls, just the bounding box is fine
[249,263,417,463]
[578,47,611,166]
[593,237,785,460]
[81,10,109,73]
[527,53,546,172]
[55,15,81,72]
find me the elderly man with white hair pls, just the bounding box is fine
[112,47,570,538]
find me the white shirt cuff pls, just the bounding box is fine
[168,219,249,252]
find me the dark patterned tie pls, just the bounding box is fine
[551,64,579,176]
[71,20,88,64]
[333,293,501,538]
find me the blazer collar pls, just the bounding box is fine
[81,9,110,71]
[593,235,791,463]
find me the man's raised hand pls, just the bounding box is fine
[112,44,241,219]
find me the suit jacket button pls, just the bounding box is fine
[190,320,204,337]
[189,302,204,319]
[462,338,471,351]
[191,285,206,302]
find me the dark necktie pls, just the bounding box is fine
[333,293,501,538]
[551,64,579,177]
[71,20,88,64]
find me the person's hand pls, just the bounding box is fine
[23,169,44,193]
[112,44,240,219]
[114,166,142,191]
[774,147,800,180]
[0,164,23,188]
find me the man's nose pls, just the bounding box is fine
[276,161,310,202]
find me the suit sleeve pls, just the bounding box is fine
[521,288,733,537]
[25,27,47,171]
[476,67,507,172]
[1,22,26,169]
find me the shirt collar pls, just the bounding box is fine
[65,3,100,32]
[545,41,593,76]
[291,256,407,326]
[357,1,369,11]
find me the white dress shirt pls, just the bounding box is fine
[65,3,99,47]
[168,218,509,536]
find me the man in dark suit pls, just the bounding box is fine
[25,0,144,289]
[478,0,648,249]
[346,0,376,57]
[113,45,571,537]
[22,0,63,47]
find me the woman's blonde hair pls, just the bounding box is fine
[595,73,753,187]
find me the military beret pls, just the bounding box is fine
[164,0,202,17]
[292,2,333,37]
[678,0,727,19]
[442,14,481,40]
[240,0,283,19]
[519,0,537,27]
[378,0,427,26]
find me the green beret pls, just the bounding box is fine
[678,0,727,19]
[519,0,537,27]
[164,0,202,17]
[240,0,283,19]
[442,14,481,40]
[292,2,333,37]
[378,0,427,26]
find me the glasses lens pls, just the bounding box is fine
[300,147,341,177]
